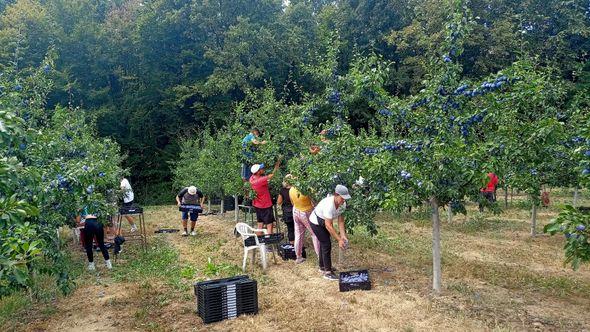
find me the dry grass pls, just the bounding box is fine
[14,191,590,331]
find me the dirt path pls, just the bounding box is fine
[20,204,590,331]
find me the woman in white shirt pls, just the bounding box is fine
[309,185,351,280]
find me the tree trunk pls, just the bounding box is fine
[573,187,579,207]
[234,195,239,222]
[207,199,211,213]
[431,198,442,294]
[447,205,452,224]
[220,196,225,215]
[531,201,537,237]
[504,186,509,208]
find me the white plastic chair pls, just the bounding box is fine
[235,222,270,271]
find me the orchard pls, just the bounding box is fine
[2,0,590,330]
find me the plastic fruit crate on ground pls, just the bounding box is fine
[278,243,306,260]
[339,269,371,292]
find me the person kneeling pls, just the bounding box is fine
[176,186,204,236]
[77,207,112,271]
[309,185,351,281]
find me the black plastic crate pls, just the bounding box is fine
[339,270,371,292]
[179,205,203,213]
[119,205,143,215]
[195,276,258,324]
[154,228,179,233]
[244,233,284,246]
[278,243,306,260]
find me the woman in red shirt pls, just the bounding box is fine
[249,159,281,235]
[479,172,498,212]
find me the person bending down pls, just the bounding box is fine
[309,185,351,280]
[77,207,112,271]
[176,186,204,236]
[249,159,281,235]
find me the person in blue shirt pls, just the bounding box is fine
[77,206,112,271]
[241,128,266,181]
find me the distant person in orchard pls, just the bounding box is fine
[309,129,329,155]
[310,185,351,280]
[77,206,112,271]
[241,128,266,181]
[479,172,499,212]
[289,183,320,264]
[176,186,205,236]
[120,177,137,232]
[249,159,281,235]
[276,175,295,244]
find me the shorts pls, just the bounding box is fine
[482,191,495,203]
[181,211,199,222]
[123,200,134,207]
[255,206,275,225]
[241,163,252,180]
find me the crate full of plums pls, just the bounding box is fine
[339,269,371,292]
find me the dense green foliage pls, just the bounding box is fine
[1,0,589,203]
[0,63,124,296]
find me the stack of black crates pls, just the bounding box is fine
[194,275,258,324]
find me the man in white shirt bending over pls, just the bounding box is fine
[120,177,137,232]
[309,184,351,281]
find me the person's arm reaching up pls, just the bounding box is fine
[267,158,282,180]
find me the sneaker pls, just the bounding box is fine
[87,262,96,271]
[130,224,138,232]
[181,231,188,236]
[295,257,306,264]
[190,231,197,236]
[105,259,112,270]
[323,272,338,281]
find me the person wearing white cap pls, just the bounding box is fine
[309,184,351,280]
[249,159,281,235]
[176,185,204,236]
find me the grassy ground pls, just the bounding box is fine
[3,189,590,331]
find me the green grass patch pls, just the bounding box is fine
[0,292,31,331]
[111,239,184,288]
[0,292,31,329]
[352,225,439,269]
[201,257,241,279]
